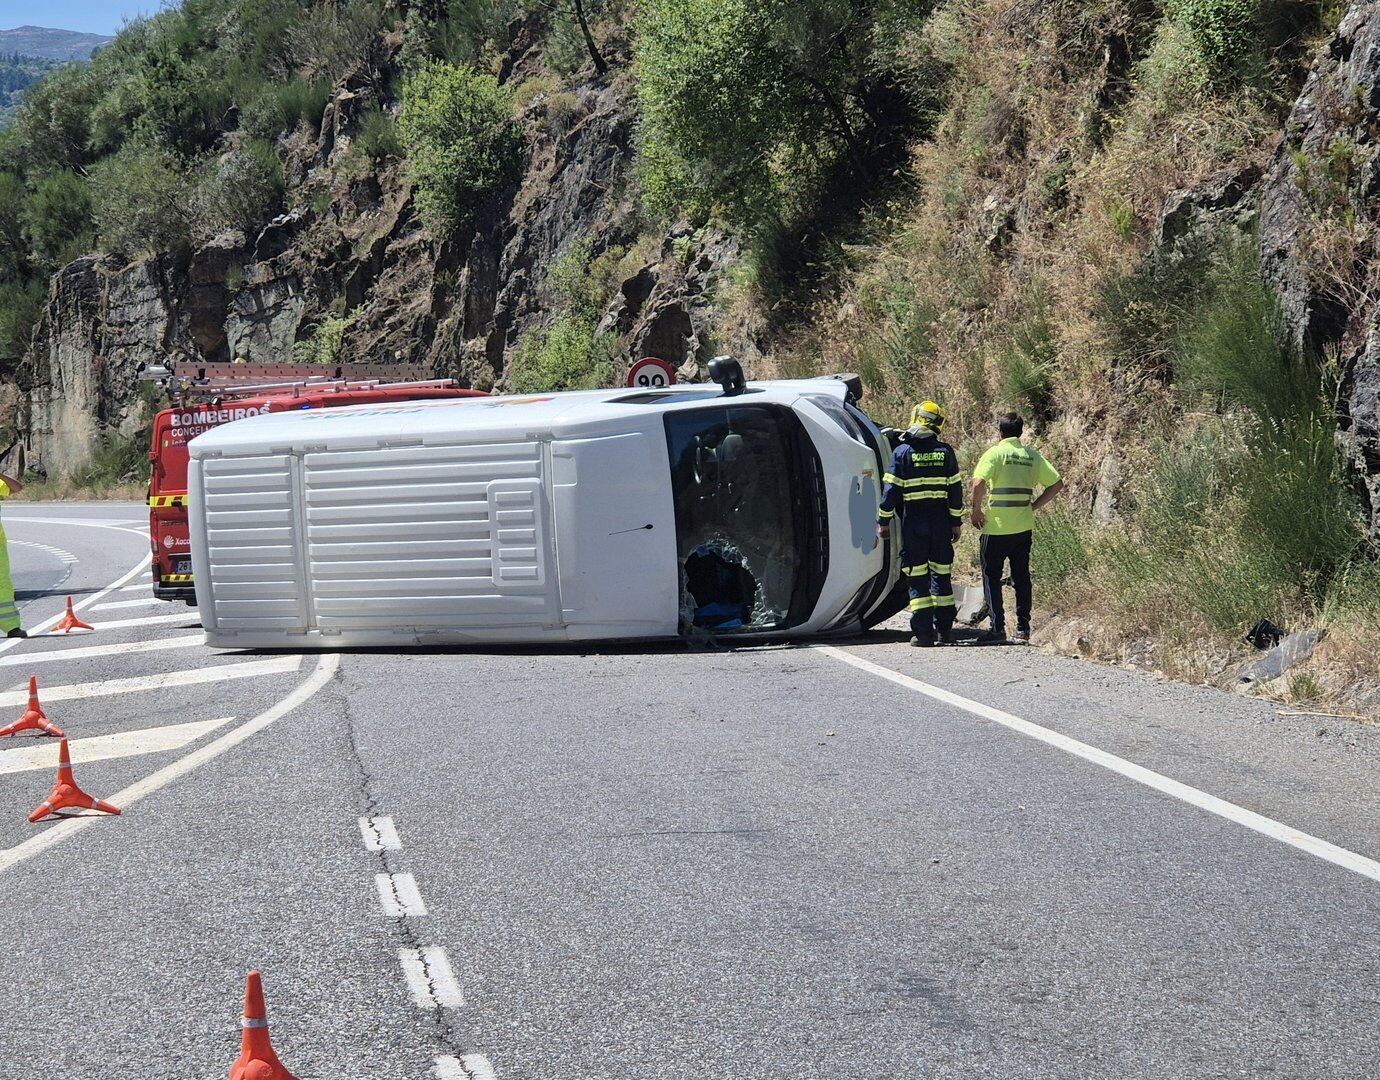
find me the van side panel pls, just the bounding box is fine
[300,440,559,631]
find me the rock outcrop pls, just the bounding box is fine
[1257,1,1380,540]
[14,30,746,480]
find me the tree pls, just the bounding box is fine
[635,0,933,225]
[398,60,524,235]
[22,172,94,268]
[89,145,192,258]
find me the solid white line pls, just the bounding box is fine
[817,645,1380,885]
[119,584,152,592]
[70,611,200,632]
[375,872,428,917]
[0,657,301,707]
[90,597,163,611]
[399,947,464,1008]
[0,654,340,874]
[0,717,235,775]
[359,816,402,851]
[0,634,204,667]
[435,1056,497,1080]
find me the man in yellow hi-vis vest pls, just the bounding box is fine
[970,412,1063,644]
[0,465,24,637]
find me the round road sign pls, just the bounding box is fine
[626,356,677,389]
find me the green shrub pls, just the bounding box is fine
[0,279,45,364]
[1030,508,1090,584]
[1165,0,1260,78]
[192,139,285,240]
[510,316,616,392]
[89,145,192,257]
[292,313,352,365]
[398,60,523,235]
[241,76,332,140]
[995,307,1056,420]
[355,107,402,163]
[0,172,28,282]
[22,172,94,269]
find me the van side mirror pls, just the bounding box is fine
[708,356,746,397]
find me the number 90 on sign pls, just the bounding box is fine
[626,356,677,389]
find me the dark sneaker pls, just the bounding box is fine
[6,628,26,639]
[1012,627,1030,644]
[936,629,953,645]
[909,635,936,648]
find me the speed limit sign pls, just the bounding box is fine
[626,356,677,389]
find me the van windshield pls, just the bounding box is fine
[664,404,827,634]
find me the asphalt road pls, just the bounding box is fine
[0,502,1376,1079]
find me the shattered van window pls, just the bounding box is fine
[665,404,816,633]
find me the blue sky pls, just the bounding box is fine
[0,1,171,36]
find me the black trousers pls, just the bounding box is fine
[980,530,1032,633]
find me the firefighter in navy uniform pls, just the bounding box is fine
[876,402,963,647]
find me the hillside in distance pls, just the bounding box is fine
[0,25,113,60]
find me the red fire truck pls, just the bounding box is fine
[142,362,487,603]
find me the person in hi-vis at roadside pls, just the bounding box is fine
[0,458,24,637]
[970,412,1063,644]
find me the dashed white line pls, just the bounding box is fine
[399,947,464,1008]
[817,645,1380,885]
[0,634,204,667]
[0,656,302,707]
[375,872,428,917]
[0,654,340,874]
[435,1055,497,1080]
[0,717,235,775]
[359,816,402,851]
[90,597,163,611]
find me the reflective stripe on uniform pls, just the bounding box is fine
[929,561,952,574]
[903,490,949,501]
[932,594,957,608]
[877,508,895,520]
[886,474,949,488]
[950,507,964,517]
[908,596,935,612]
[902,564,930,577]
[947,474,962,484]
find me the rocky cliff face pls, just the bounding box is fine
[15,28,746,481]
[1258,1,1380,541]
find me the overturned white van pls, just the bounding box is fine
[186,365,904,648]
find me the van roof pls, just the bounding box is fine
[188,380,852,457]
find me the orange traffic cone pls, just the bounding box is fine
[0,677,65,739]
[53,597,93,634]
[27,738,121,822]
[229,971,298,1080]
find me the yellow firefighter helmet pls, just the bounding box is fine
[909,400,947,434]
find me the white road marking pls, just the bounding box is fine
[0,548,149,657]
[0,717,234,775]
[435,1056,497,1080]
[0,657,301,707]
[818,645,1380,885]
[359,816,402,851]
[0,634,204,667]
[70,611,200,632]
[90,597,163,611]
[119,584,152,592]
[399,947,464,1008]
[0,654,340,874]
[375,872,428,917]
